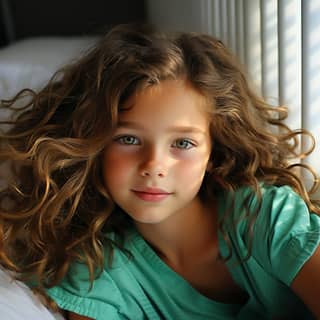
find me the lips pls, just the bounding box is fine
[131,187,172,202]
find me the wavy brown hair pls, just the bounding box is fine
[0,24,319,294]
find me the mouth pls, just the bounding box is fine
[131,187,172,202]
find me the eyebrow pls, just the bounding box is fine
[117,121,206,134]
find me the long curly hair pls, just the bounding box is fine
[0,24,319,293]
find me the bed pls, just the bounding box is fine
[0,36,98,99]
[0,267,64,320]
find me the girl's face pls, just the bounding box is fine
[103,80,212,225]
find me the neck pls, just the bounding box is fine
[135,197,218,267]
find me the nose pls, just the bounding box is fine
[139,148,168,178]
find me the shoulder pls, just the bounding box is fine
[221,183,309,227]
[256,184,318,235]
[46,260,123,319]
[252,184,320,285]
[45,239,129,319]
[230,183,314,225]
[46,231,148,319]
[221,184,320,284]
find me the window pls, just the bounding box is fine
[209,0,320,197]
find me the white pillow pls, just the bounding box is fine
[0,267,65,320]
[0,36,98,100]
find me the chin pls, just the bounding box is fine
[130,211,170,225]
[133,216,166,225]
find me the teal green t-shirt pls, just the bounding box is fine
[46,185,320,319]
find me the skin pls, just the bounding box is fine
[68,79,320,319]
[102,79,214,255]
[290,245,320,318]
[70,79,218,319]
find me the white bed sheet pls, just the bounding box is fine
[0,267,65,320]
[0,36,98,100]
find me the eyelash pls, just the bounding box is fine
[116,135,140,145]
[114,135,196,150]
[172,139,195,149]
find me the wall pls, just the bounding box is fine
[146,0,210,33]
[0,0,146,45]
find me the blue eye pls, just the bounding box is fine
[116,135,140,145]
[172,139,195,149]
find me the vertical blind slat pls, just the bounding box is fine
[220,0,228,45]
[301,0,320,189]
[212,0,221,38]
[207,0,319,181]
[201,0,213,34]
[260,0,279,103]
[243,0,262,91]
[235,0,245,64]
[277,0,302,130]
[227,0,237,54]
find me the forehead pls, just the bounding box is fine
[119,80,211,129]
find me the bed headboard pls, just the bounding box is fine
[0,0,146,47]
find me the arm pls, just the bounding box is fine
[68,311,93,320]
[291,245,320,318]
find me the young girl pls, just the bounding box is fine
[0,23,319,320]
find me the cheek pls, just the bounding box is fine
[175,155,209,184]
[102,149,135,189]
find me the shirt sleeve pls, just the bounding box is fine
[252,185,320,286]
[46,262,124,320]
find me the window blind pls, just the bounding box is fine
[209,0,320,196]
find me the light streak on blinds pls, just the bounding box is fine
[209,0,319,194]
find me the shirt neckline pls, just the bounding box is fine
[127,225,243,317]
